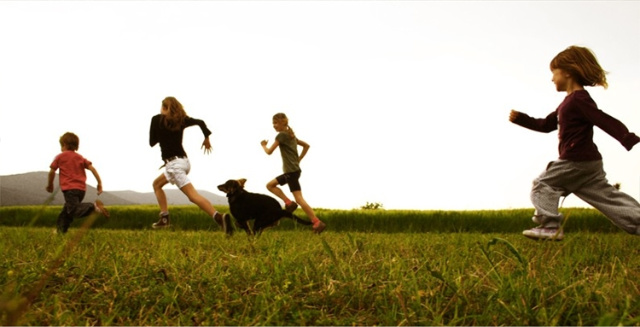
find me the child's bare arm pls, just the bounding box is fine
[87,164,103,195]
[261,139,280,155]
[297,139,310,162]
[45,168,56,193]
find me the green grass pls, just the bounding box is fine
[1,206,639,325]
[0,205,624,233]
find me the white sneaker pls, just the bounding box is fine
[522,226,564,241]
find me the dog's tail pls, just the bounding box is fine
[282,210,313,225]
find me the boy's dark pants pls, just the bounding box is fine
[57,190,95,233]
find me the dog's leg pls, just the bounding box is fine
[236,219,253,236]
[282,210,313,225]
[252,220,267,234]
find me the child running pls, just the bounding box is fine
[149,96,232,234]
[509,45,640,240]
[46,132,109,234]
[261,112,326,234]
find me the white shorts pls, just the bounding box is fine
[164,158,191,189]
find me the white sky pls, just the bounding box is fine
[1,1,639,210]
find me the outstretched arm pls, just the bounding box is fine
[183,117,213,154]
[297,139,310,162]
[87,164,103,195]
[509,109,558,133]
[580,106,640,151]
[261,139,280,155]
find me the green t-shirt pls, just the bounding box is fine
[276,131,300,173]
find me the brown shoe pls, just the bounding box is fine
[285,202,299,212]
[214,212,234,236]
[94,200,110,218]
[152,213,170,229]
[312,220,326,234]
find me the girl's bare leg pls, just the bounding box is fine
[153,174,169,213]
[180,183,231,234]
[266,179,291,203]
[292,190,317,220]
[180,183,215,216]
[292,190,326,233]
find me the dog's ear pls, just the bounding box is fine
[238,178,247,188]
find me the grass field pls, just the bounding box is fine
[1,205,639,325]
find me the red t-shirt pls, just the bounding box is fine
[50,151,92,191]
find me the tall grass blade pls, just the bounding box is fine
[425,263,458,293]
[26,189,58,227]
[321,238,338,265]
[478,242,501,282]
[487,237,527,270]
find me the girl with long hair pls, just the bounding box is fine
[149,96,232,234]
[261,113,326,233]
[510,46,640,240]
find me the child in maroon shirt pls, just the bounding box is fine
[510,45,640,240]
[46,132,109,234]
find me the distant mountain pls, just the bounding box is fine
[108,190,228,206]
[0,172,228,207]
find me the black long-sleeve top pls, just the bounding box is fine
[512,90,639,161]
[149,114,212,161]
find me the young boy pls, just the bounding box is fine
[509,45,640,241]
[46,132,109,233]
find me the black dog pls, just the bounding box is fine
[217,179,312,235]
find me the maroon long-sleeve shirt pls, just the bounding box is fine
[512,90,639,161]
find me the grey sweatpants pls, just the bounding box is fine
[531,159,640,235]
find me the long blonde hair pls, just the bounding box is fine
[273,113,296,139]
[550,46,608,89]
[161,97,188,131]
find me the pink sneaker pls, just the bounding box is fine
[312,220,326,234]
[285,202,299,213]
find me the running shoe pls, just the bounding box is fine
[522,226,564,241]
[152,213,170,229]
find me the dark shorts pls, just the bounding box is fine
[276,171,302,192]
